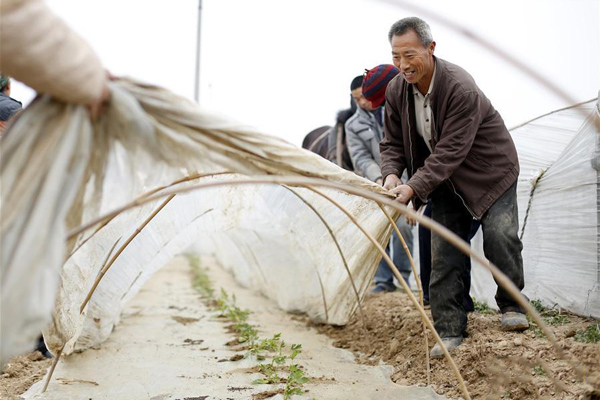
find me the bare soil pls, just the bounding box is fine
[316,291,600,400]
[0,352,51,400]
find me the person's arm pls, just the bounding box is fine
[0,0,107,107]
[345,119,382,183]
[407,90,483,202]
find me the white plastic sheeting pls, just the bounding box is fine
[3,77,599,368]
[1,79,396,364]
[470,98,600,317]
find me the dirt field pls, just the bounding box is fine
[0,352,51,400]
[316,290,600,400]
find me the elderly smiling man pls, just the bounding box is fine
[380,17,529,358]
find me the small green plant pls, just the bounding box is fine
[186,253,214,298]
[532,365,547,376]
[283,344,309,399]
[253,363,281,384]
[530,299,545,314]
[527,299,570,331]
[545,314,570,326]
[473,298,497,315]
[215,288,260,346]
[247,333,282,361]
[253,338,287,384]
[574,321,600,343]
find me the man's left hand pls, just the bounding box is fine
[391,184,414,204]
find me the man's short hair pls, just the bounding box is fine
[350,75,364,91]
[388,17,433,47]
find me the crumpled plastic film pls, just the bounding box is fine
[1,79,395,364]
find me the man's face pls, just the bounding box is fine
[351,87,374,112]
[391,30,435,88]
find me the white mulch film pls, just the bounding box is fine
[1,79,598,366]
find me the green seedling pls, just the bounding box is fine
[186,253,214,298]
[574,321,600,343]
[473,298,497,315]
[253,362,281,384]
[544,314,570,326]
[532,365,547,376]
[526,299,571,337]
[247,333,282,360]
[284,344,309,400]
[530,299,545,314]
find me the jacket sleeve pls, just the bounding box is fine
[380,88,407,181]
[407,90,483,202]
[345,119,382,182]
[0,0,106,105]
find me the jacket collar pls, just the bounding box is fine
[428,56,445,102]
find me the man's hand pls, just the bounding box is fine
[375,178,383,185]
[391,184,414,204]
[383,174,402,191]
[88,71,116,121]
[88,84,110,121]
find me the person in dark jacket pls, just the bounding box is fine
[380,17,528,358]
[0,75,22,133]
[325,104,355,171]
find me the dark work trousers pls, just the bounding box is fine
[419,199,479,311]
[430,182,525,338]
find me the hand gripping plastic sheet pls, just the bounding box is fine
[0,79,398,363]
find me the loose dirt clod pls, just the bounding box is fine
[252,388,284,399]
[171,316,200,325]
[0,351,52,399]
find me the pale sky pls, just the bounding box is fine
[11,0,599,146]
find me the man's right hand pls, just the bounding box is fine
[383,174,402,191]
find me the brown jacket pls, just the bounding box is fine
[380,57,519,219]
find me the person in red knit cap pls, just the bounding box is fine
[345,66,414,294]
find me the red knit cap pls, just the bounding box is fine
[362,64,400,108]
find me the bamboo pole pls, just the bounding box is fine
[308,186,469,399]
[79,194,176,314]
[42,345,64,392]
[64,175,585,382]
[378,204,431,386]
[283,186,367,330]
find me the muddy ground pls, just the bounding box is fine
[316,290,600,400]
[0,352,51,400]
